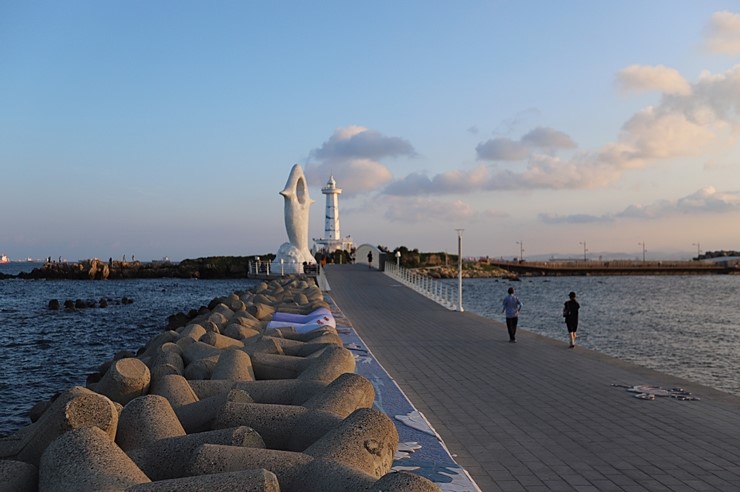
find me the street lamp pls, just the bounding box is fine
[395,250,401,267]
[579,241,588,261]
[692,242,701,259]
[638,242,646,262]
[455,229,464,312]
[516,241,524,262]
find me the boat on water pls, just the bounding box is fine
[0,254,9,264]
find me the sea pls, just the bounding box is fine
[1,263,739,437]
[0,262,260,437]
[446,275,740,397]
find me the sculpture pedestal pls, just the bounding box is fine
[271,242,316,275]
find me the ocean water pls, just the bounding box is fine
[0,267,259,437]
[447,275,740,397]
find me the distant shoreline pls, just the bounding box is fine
[0,256,274,281]
[2,255,739,281]
[411,258,740,279]
[479,259,740,277]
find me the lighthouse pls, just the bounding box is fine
[313,175,353,254]
[323,176,341,241]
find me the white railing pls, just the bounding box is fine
[383,263,459,311]
[248,260,319,277]
[248,260,271,276]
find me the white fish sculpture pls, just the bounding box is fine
[272,164,317,273]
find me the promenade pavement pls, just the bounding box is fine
[323,264,740,492]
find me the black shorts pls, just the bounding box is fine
[566,320,578,333]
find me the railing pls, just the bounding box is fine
[248,261,272,276]
[248,260,319,277]
[384,263,459,311]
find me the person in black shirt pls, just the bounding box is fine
[563,291,580,348]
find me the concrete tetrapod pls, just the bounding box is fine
[248,344,355,382]
[126,426,265,481]
[211,347,256,381]
[0,386,119,467]
[0,459,38,492]
[125,469,280,491]
[213,402,340,450]
[90,357,151,406]
[148,374,199,408]
[186,407,400,491]
[188,378,327,404]
[174,388,254,434]
[115,395,186,452]
[38,426,150,492]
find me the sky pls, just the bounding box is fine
[2,1,740,261]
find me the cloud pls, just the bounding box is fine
[484,153,619,190]
[678,185,740,211]
[475,137,529,161]
[385,150,620,196]
[305,126,416,196]
[618,106,716,160]
[383,196,505,223]
[704,11,740,54]
[539,186,740,224]
[616,64,692,95]
[484,63,740,191]
[383,166,489,196]
[538,213,613,224]
[305,158,393,196]
[521,127,577,149]
[476,126,577,162]
[311,125,416,161]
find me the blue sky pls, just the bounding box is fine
[2,1,740,261]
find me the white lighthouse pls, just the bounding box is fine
[313,175,353,254]
[323,176,341,241]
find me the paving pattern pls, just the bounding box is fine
[323,264,740,492]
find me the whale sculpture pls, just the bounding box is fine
[272,164,317,274]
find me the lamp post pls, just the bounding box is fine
[455,229,464,312]
[579,241,588,261]
[638,242,646,262]
[516,241,524,262]
[692,242,701,259]
[395,250,401,267]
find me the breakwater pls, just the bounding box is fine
[0,276,439,491]
[488,259,740,276]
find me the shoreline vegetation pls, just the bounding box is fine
[0,256,276,281]
[1,249,738,281]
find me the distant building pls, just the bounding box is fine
[313,176,353,253]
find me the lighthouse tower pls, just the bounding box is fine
[323,176,341,241]
[313,175,353,254]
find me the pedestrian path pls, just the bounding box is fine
[323,264,740,492]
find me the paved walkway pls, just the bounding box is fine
[323,264,740,492]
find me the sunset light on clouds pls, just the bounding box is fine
[2,2,740,260]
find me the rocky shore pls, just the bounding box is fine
[414,264,516,279]
[0,276,439,491]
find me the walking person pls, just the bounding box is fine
[563,291,580,348]
[367,251,373,268]
[502,287,522,343]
